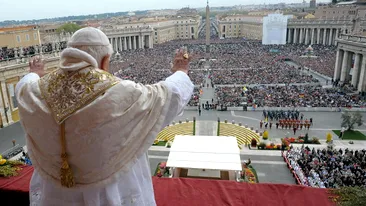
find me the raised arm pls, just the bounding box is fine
[160,48,194,126]
[15,57,45,97]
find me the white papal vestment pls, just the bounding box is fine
[16,68,193,206]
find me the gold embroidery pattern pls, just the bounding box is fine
[39,67,120,124]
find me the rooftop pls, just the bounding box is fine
[0,25,37,33]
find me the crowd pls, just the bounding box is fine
[215,85,366,108]
[211,67,317,85]
[0,42,67,61]
[287,146,366,188]
[188,87,200,106]
[1,35,352,108]
[291,45,337,77]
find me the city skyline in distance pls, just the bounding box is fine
[0,0,331,22]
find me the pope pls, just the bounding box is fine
[16,27,194,206]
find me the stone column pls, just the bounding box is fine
[293,28,298,44]
[358,55,366,92]
[0,82,8,127]
[110,38,113,50]
[128,36,132,50]
[289,29,293,44]
[123,37,127,50]
[119,37,123,51]
[299,28,303,44]
[114,38,118,52]
[311,28,315,45]
[287,29,291,43]
[149,35,153,48]
[323,28,327,45]
[352,53,361,87]
[334,49,344,80]
[305,28,309,45]
[317,28,321,44]
[329,29,333,46]
[139,35,143,49]
[0,81,13,125]
[134,36,138,49]
[340,51,350,82]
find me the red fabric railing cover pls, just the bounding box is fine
[0,166,334,206]
[152,177,334,206]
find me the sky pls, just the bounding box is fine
[0,0,330,21]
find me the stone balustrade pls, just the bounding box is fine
[103,27,154,35]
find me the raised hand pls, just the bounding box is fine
[171,47,191,74]
[29,56,46,77]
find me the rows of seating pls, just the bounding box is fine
[219,123,260,149]
[155,122,194,142]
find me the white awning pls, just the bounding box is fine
[166,136,242,171]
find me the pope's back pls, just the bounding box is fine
[16,27,194,206]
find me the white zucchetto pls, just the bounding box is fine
[67,27,110,47]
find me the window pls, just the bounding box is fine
[34,33,38,40]
[16,35,21,42]
[26,34,30,41]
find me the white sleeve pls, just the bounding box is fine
[15,73,40,97]
[161,71,194,126]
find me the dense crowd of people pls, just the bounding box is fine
[0,42,67,61]
[2,35,358,108]
[287,146,366,188]
[109,40,337,89]
[211,67,317,85]
[215,85,365,108]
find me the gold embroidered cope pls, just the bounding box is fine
[39,67,120,124]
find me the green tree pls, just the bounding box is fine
[332,0,337,4]
[56,23,82,33]
[341,111,363,131]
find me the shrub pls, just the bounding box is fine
[257,142,266,149]
[312,137,320,144]
[304,133,309,143]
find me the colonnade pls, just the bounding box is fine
[334,49,366,91]
[287,28,342,46]
[108,35,153,52]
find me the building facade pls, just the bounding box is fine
[334,34,366,92]
[104,26,155,51]
[310,0,316,8]
[314,3,366,20]
[217,15,263,40]
[0,25,41,49]
[286,19,352,45]
[103,16,201,51]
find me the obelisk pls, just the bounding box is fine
[205,0,210,61]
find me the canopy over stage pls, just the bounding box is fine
[167,136,242,171]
